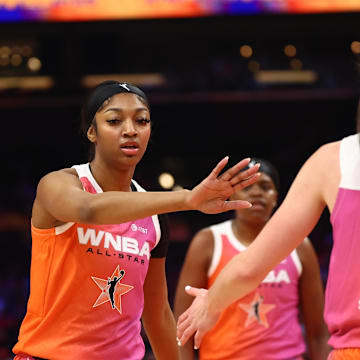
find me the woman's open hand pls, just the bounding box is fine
[186,157,260,214]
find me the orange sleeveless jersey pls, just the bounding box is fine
[13,164,161,360]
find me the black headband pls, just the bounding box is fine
[84,82,148,130]
[246,158,280,190]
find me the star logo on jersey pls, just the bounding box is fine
[238,292,275,328]
[91,265,134,314]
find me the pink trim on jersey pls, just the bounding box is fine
[80,176,97,194]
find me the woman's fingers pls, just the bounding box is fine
[222,199,253,211]
[177,311,194,346]
[177,304,190,329]
[185,285,202,297]
[208,157,260,186]
[209,156,229,179]
[220,157,251,181]
[176,286,219,350]
[233,173,261,192]
[177,285,205,346]
[176,286,198,342]
[194,329,205,350]
[229,163,260,186]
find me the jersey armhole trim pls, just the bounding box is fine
[151,215,161,248]
[55,222,75,235]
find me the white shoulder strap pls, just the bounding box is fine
[339,134,360,190]
[72,163,103,193]
[207,221,227,277]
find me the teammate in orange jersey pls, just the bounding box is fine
[177,104,360,360]
[12,80,260,360]
[175,159,330,360]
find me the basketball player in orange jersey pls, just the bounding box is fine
[12,80,260,360]
[175,159,330,360]
[177,103,360,359]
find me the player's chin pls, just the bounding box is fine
[249,213,269,223]
[122,156,142,167]
[119,150,144,162]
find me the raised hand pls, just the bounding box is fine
[185,156,260,214]
[177,286,220,350]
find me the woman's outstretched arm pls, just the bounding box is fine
[33,156,260,228]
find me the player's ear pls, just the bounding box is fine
[87,124,97,143]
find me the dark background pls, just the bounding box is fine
[0,10,359,359]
